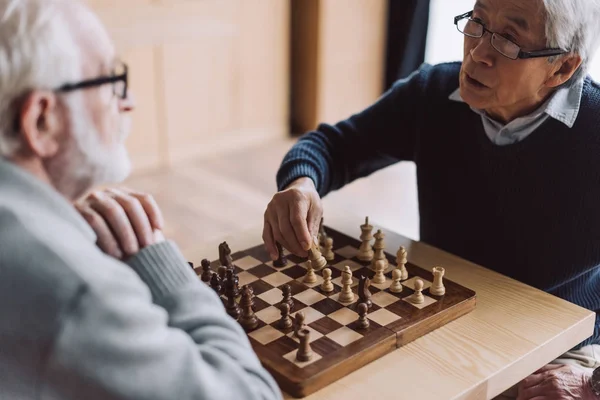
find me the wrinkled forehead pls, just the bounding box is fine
[62,2,116,77]
[474,0,547,36]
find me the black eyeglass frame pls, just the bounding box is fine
[55,62,128,99]
[453,11,569,60]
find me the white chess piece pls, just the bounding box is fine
[308,242,327,270]
[303,260,317,284]
[338,266,355,303]
[321,268,334,292]
[407,278,425,304]
[372,259,386,284]
[396,246,409,280]
[357,217,374,261]
[322,237,335,261]
[389,269,403,293]
[430,266,446,296]
[371,230,388,269]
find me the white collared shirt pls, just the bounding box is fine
[449,79,584,146]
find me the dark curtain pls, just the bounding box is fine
[385,0,431,90]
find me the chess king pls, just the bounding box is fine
[262,0,600,398]
[0,1,281,399]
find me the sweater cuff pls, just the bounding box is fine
[126,241,199,301]
[276,163,320,192]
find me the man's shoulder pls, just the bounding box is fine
[390,61,462,100]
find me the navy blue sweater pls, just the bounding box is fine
[277,62,600,348]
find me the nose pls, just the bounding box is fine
[468,34,495,67]
[119,91,135,113]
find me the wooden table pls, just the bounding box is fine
[185,210,595,400]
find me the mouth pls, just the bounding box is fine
[465,73,489,89]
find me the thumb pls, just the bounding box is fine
[306,204,323,241]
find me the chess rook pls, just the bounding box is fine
[296,329,313,362]
[430,266,446,296]
[357,216,374,261]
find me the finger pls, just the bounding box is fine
[267,210,294,258]
[77,204,123,259]
[519,371,551,390]
[278,203,306,256]
[516,383,550,400]
[121,188,164,230]
[106,189,154,247]
[262,220,277,260]
[88,192,139,256]
[289,200,311,253]
[306,202,323,241]
[533,364,563,374]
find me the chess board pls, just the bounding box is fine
[195,226,476,398]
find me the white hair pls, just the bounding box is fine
[543,0,600,84]
[0,0,81,157]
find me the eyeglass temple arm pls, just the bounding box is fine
[519,48,568,59]
[454,10,473,24]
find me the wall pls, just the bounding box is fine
[87,0,290,174]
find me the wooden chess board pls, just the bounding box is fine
[194,226,477,398]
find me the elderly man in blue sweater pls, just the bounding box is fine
[264,0,600,398]
[0,0,281,399]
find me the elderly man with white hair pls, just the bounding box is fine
[0,1,282,399]
[264,0,600,399]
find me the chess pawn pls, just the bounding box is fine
[273,242,288,267]
[281,284,294,310]
[303,260,317,284]
[308,243,327,271]
[338,266,355,303]
[209,272,222,295]
[200,259,212,282]
[408,278,425,304]
[296,328,313,362]
[278,303,293,329]
[239,285,259,331]
[396,246,409,280]
[322,237,335,261]
[372,259,386,284]
[293,311,306,337]
[371,229,388,269]
[430,266,446,296]
[357,217,374,262]
[389,269,403,293]
[357,302,370,329]
[320,268,334,293]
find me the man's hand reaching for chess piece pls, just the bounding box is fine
[76,187,165,259]
[516,364,599,400]
[263,177,323,260]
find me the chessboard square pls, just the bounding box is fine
[262,272,293,287]
[296,274,324,288]
[252,296,271,313]
[327,326,363,347]
[403,294,437,309]
[265,335,298,357]
[237,271,259,287]
[248,325,284,345]
[247,264,277,278]
[334,245,359,259]
[330,292,357,306]
[293,289,327,306]
[309,316,344,335]
[371,291,400,308]
[291,307,325,324]
[234,256,263,270]
[281,265,308,280]
[242,246,273,263]
[368,308,402,326]
[347,318,383,333]
[403,276,432,291]
[279,280,309,296]
[258,288,283,304]
[333,260,363,272]
[311,336,344,357]
[248,280,274,296]
[313,284,341,297]
[331,276,358,289]
[283,348,323,367]
[328,307,359,325]
[287,326,323,343]
[286,254,306,264]
[256,306,282,325]
[370,281,391,291]
[311,298,344,315]
[264,260,293,271]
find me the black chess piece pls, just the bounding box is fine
[357,302,370,329]
[280,284,294,311]
[200,259,212,282]
[273,242,288,268]
[225,270,241,320]
[278,303,293,329]
[239,285,259,332]
[358,274,373,310]
[209,272,222,295]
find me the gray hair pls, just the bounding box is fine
[543,0,600,84]
[0,0,81,157]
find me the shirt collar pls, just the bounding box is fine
[448,78,584,128]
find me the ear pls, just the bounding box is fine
[545,54,583,88]
[18,91,64,158]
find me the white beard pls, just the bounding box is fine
[47,94,132,199]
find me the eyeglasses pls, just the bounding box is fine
[454,11,568,60]
[55,61,128,99]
